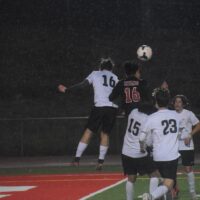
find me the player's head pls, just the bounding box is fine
[173,94,189,112]
[124,61,141,79]
[100,58,114,71]
[154,88,170,108]
[138,100,154,115]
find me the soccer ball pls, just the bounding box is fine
[137,45,153,61]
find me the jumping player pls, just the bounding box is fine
[122,101,159,200]
[58,58,118,170]
[140,89,185,200]
[173,95,200,200]
[109,61,149,116]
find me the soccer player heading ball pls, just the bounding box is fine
[58,58,118,170]
[109,61,149,116]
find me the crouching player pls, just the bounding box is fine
[121,101,159,200]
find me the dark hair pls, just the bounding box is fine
[155,88,170,107]
[100,58,114,71]
[173,94,189,108]
[124,61,140,76]
[138,100,155,115]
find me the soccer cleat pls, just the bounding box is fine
[95,163,103,171]
[190,192,197,200]
[142,193,153,200]
[71,157,80,167]
[96,159,104,171]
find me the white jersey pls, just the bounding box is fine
[122,109,148,158]
[142,109,181,161]
[86,70,118,107]
[177,109,199,151]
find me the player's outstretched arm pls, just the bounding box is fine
[58,80,90,94]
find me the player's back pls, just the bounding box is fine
[110,76,148,116]
[147,109,180,161]
[86,70,118,107]
[122,108,148,158]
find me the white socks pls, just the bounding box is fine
[75,142,88,158]
[149,177,159,193]
[151,185,168,199]
[99,145,108,160]
[187,171,196,194]
[126,181,134,200]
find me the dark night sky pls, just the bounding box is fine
[0,0,200,117]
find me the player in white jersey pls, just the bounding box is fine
[140,89,185,200]
[58,58,118,170]
[173,95,200,200]
[122,102,158,200]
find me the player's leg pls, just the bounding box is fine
[96,131,109,170]
[73,107,101,166]
[73,128,93,165]
[180,150,197,199]
[126,175,137,200]
[185,165,197,199]
[96,107,117,170]
[145,153,161,194]
[122,154,138,200]
[143,159,178,200]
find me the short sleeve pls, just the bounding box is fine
[189,111,199,126]
[86,71,95,84]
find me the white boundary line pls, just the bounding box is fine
[79,178,127,200]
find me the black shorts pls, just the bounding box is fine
[121,154,157,176]
[155,158,178,180]
[179,150,195,166]
[85,106,117,134]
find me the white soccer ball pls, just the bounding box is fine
[137,45,153,61]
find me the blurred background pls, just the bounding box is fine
[0,0,200,156]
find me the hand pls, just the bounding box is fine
[58,84,67,93]
[139,141,146,153]
[184,135,192,146]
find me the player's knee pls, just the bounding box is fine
[185,166,193,173]
[163,179,174,190]
[128,175,136,183]
[81,129,93,143]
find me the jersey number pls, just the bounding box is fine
[128,118,141,136]
[124,87,141,103]
[102,75,116,88]
[161,119,177,135]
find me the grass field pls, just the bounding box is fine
[0,165,199,200]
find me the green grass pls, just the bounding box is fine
[88,174,200,200]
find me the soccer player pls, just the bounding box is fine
[58,58,118,170]
[109,61,149,116]
[173,95,200,199]
[140,89,184,200]
[122,101,159,200]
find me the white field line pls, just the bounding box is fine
[79,173,200,200]
[0,186,36,192]
[0,195,11,198]
[79,178,127,200]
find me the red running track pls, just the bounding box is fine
[0,173,124,200]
